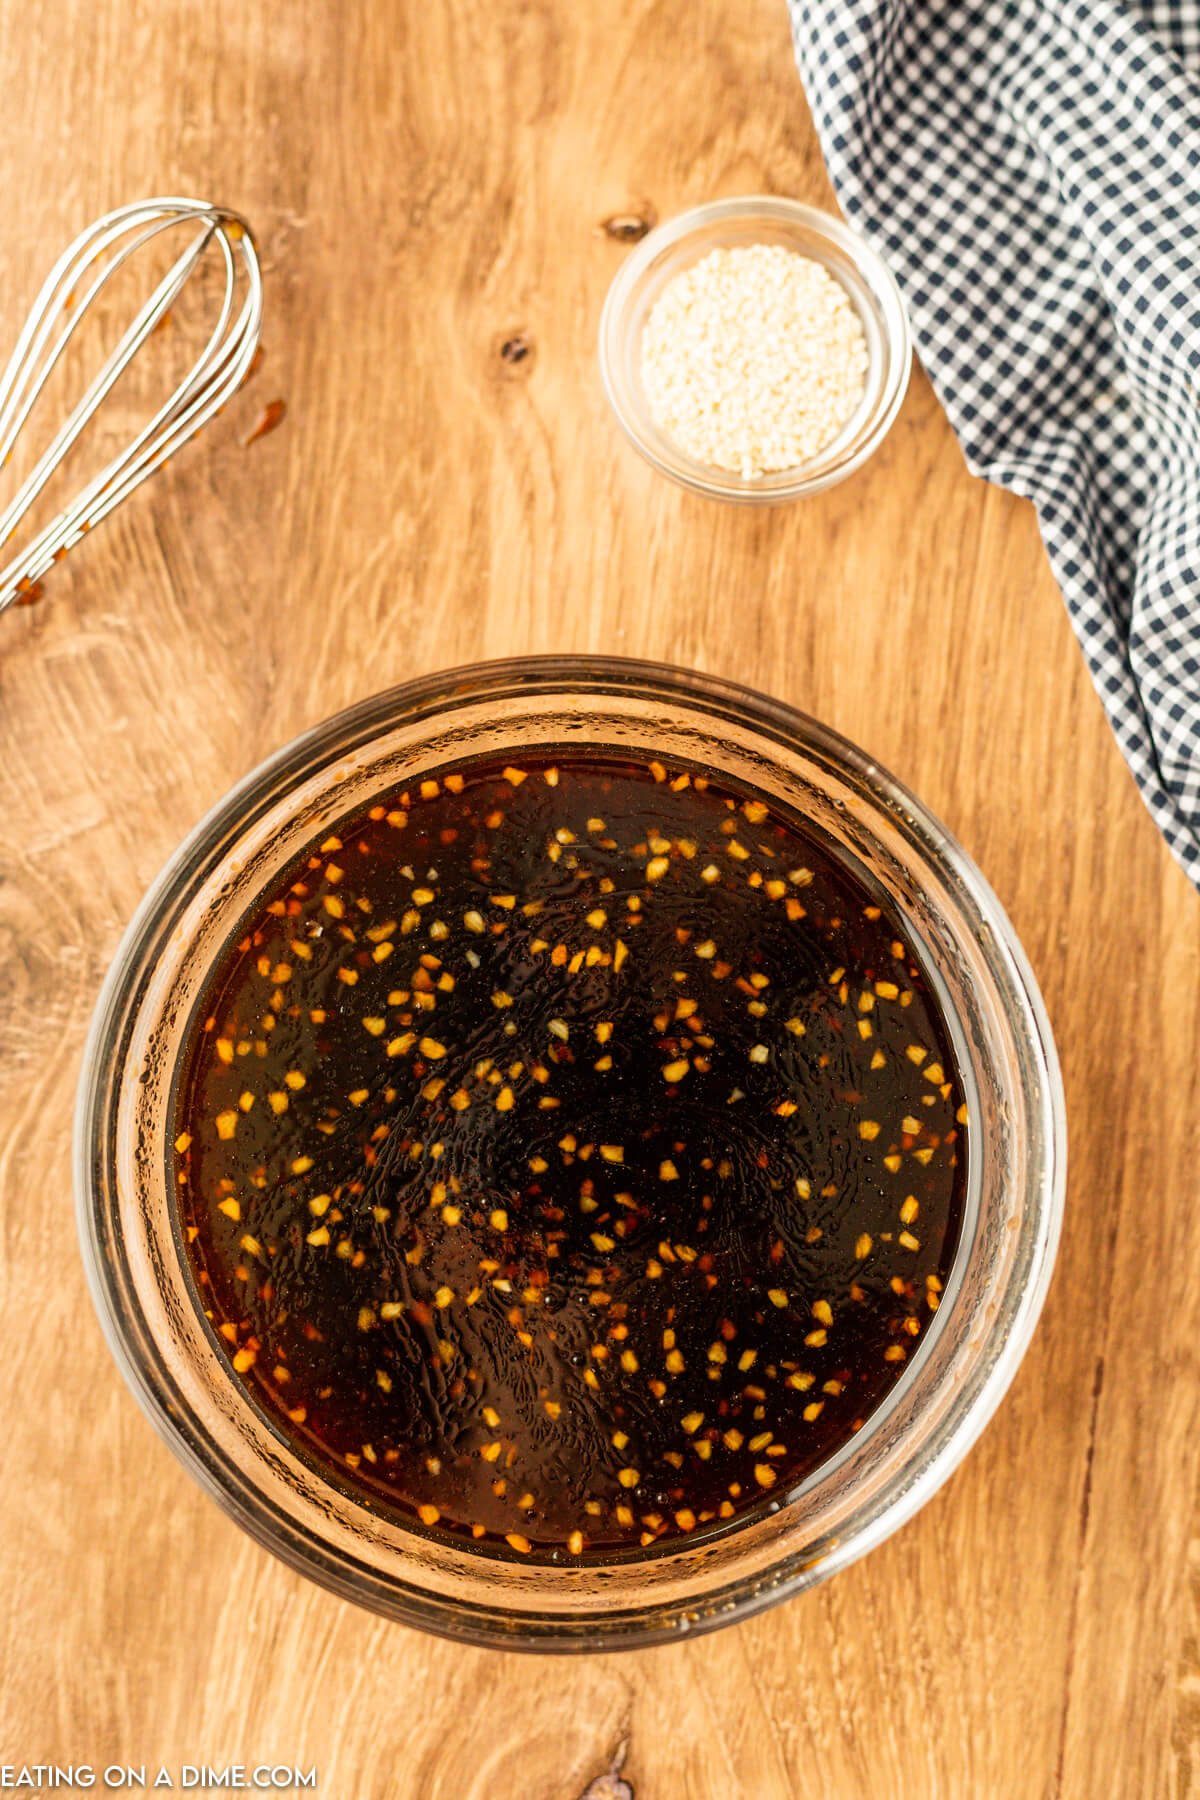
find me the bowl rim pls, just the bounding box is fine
[598,195,914,504]
[75,654,1065,1651]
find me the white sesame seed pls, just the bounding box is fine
[640,245,869,477]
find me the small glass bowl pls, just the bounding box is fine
[599,196,912,503]
[76,657,1063,1651]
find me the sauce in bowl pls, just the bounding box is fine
[173,752,966,1558]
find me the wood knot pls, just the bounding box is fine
[576,1737,633,1800]
[601,206,657,243]
[495,332,535,379]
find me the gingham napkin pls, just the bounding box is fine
[788,0,1200,885]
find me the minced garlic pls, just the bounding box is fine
[641,243,869,477]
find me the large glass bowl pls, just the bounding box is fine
[75,657,1064,1651]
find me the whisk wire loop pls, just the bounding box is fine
[0,196,262,614]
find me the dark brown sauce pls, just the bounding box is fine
[173,754,967,1558]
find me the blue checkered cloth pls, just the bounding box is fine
[788,0,1200,884]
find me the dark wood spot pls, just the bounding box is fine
[494,331,536,379]
[601,206,657,243]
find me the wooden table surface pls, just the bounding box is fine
[3,1,1198,1795]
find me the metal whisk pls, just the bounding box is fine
[0,196,263,616]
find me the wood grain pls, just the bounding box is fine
[1,0,1197,1794]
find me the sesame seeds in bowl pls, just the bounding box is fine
[599,197,912,503]
[642,244,871,479]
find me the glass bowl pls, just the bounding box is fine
[599,196,912,503]
[76,656,1063,1652]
